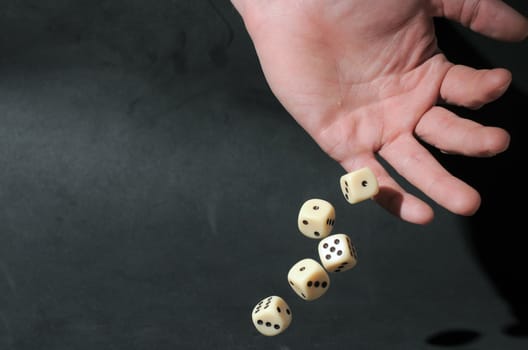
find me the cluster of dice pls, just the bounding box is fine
[251,167,380,336]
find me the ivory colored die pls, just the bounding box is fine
[297,198,335,239]
[251,295,292,336]
[287,258,330,301]
[318,233,358,273]
[340,167,379,204]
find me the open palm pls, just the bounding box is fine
[233,0,528,224]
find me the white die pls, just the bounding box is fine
[287,258,330,301]
[297,198,335,239]
[340,167,379,204]
[251,296,292,336]
[318,233,358,273]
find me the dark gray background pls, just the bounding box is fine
[0,1,526,349]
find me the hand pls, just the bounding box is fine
[232,0,528,224]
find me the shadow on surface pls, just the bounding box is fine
[426,329,481,347]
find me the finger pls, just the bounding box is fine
[439,65,512,109]
[433,0,528,41]
[415,106,510,156]
[379,135,481,216]
[340,153,435,225]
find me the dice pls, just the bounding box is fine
[297,198,336,239]
[340,167,379,204]
[318,233,357,273]
[287,258,330,301]
[251,295,292,336]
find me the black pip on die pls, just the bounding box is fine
[297,198,336,239]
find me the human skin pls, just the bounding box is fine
[231,0,528,224]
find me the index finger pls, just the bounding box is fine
[432,0,528,41]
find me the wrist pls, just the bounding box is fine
[230,0,250,17]
[230,0,280,35]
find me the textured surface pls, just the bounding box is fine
[0,1,527,349]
